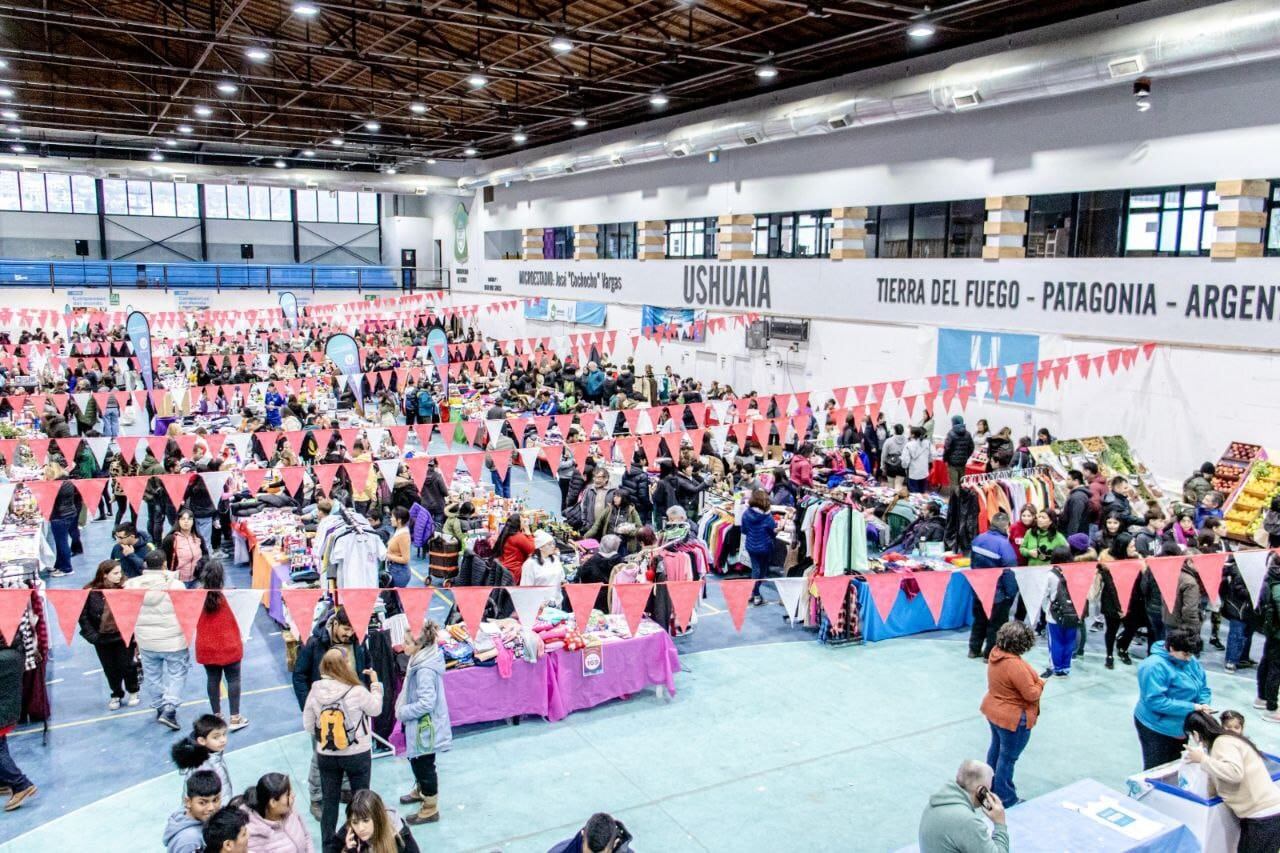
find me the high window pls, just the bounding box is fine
[665,217,716,259]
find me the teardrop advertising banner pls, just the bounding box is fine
[279,291,299,330]
[425,326,449,397]
[125,310,155,390]
[325,333,362,406]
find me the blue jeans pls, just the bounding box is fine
[0,735,31,793]
[1047,623,1077,674]
[749,550,770,599]
[139,648,190,710]
[194,516,213,546]
[49,516,75,572]
[987,716,1031,807]
[1227,619,1254,665]
[490,468,511,498]
[388,562,410,588]
[101,410,120,437]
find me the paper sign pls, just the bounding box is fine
[582,645,604,677]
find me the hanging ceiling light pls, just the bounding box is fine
[176,124,193,134]
[244,46,270,62]
[0,60,8,70]
[164,138,178,147]
[907,19,936,39]
[9,143,25,153]
[0,87,13,99]
[409,102,428,115]
[549,36,573,53]
[193,104,213,118]
[649,90,669,107]
[755,63,778,80]
[302,148,316,157]
[292,2,320,17]
[571,114,588,129]
[512,128,528,144]
[426,158,437,164]
[383,166,398,175]
[274,158,287,168]
[364,120,381,131]
[149,150,164,161]
[5,126,20,135]
[467,71,488,88]
[330,136,344,146]
[216,81,239,95]
[463,146,478,156]
[0,110,17,121]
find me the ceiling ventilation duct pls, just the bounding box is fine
[460,0,1280,190]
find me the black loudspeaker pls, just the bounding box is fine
[74,239,89,257]
[240,243,254,259]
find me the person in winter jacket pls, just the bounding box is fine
[618,456,653,521]
[419,460,448,525]
[1134,627,1212,769]
[1040,548,1079,678]
[1102,476,1145,529]
[585,491,643,553]
[1182,462,1216,508]
[196,559,247,731]
[126,549,189,730]
[1162,559,1205,637]
[742,489,778,607]
[163,507,211,587]
[1220,553,1257,673]
[1182,711,1280,853]
[880,424,908,489]
[441,501,481,547]
[917,760,1009,853]
[1059,469,1093,537]
[968,513,1020,660]
[1096,548,1128,669]
[1020,509,1067,566]
[331,790,420,853]
[1134,509,1168,558]
[171,714,233,807]
[652,458,707,528]
[548,813,634,853]
[46,461,82,576]
[239,772,314,853]
[80,559,140,709]
[789,444,815,488]
[302,650,384,850]
[0,633,35,811]
[111,522,155,579]
[395,621,452,826]
[904,426,933,494]
[577,467,617,535]
[941,415,975,493]
[981,622,1044,808]
[1256,556,1280,721]
[164,770,222,853]
[1083,461,1108,520]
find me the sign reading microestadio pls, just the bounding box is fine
[474,257,1280,349]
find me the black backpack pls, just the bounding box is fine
[1049,568,1081,629]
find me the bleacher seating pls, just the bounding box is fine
[0,260,405,290]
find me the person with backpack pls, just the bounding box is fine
[1221,553,1257,673]
[880,424,907,489]
[1256,555,1280,724]
[415,386,439,425]
[1040,546,1080,679]
[302,649,383,849]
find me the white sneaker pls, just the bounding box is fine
[107,698,120,711]
[1262,711,1280,724]
[125,693,140,707]
[1254,698,1268,710]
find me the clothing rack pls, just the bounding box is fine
[961,465,1052,486]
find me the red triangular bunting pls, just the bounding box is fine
[281,588,324,637]
[666,580,703,633]
[615,582,653,637]
[73,478,108,512]
[0,589,31,644]
[335,588,381,643]
[450,587,492,640]
[24,479,61,520]
[160,472,192,511]
[1102,559,1144,616]
[720,579,755,631]
[960,568,1003,619]
[1191,553,1229,606]
[863,572,903,622]
[1145,556,1185,611]
[167,589,208,646]
[45,588,89,646]
[564,583,602,631]
[1057,563,1097,618]
[814,574,851,626]
[396,588,435,639]
[101,588,147,646]
[909,571,953,624]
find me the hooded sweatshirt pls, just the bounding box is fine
[917,780,1009,853]
[395,644,452,759]
[302,677,384,756]
[245,805,315,853]
[123,568,188,653]
[1134,641,1211,738]
[163,810,205,853]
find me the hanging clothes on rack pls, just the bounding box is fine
[0,563,51,728]
[953,467,1063,549]
[319,508,386,589]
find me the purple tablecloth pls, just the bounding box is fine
[443,629,680,726]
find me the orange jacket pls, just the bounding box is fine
[980,648,1044,731]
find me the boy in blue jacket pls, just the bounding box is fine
[1134,627,1212,769]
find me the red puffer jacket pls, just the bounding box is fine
[195,595,243,666]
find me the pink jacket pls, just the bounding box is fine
[789,455,814,487]
[245,806,315,853]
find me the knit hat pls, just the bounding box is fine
[1067,533,1091,553]
[951,415,964,426]
[533,530,555,550]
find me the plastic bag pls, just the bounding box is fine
[1178,761,1212,799]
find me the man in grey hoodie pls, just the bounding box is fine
[163,770,222,853]
[918,760,1009,853]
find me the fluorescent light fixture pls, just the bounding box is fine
[364,120,381,131]
[549,36,573,53]
[571,115,588,129]
[463,147,478,156]
[384,166,397,175]
[0,60,7,70]
[649,90,669,107]
[330,137,344,146]
[4,126,19,134]
[426,158,437,164]
[292,2,320,17]
[164,138,178,147]
[907,20,936,39]
[245,47,270,62]
[0,110,17,121]
[755,64,778,80]
[302,148,316,157]
[216,81,239,95]
[512,129,528,144]
[409,102,427,115]
[177,124,193,134]
[0,87,13,99]
[467,72,488,88]
[193,104,213,118]
[149,151,164,161]
[9,144,24,153]
[274,159,287,168]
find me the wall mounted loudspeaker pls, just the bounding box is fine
[240,243,254,259]
[74,239,89,257]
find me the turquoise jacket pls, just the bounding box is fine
[1134,642,1210,738]
[395,646,452,758]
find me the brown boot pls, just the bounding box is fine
[405,794,439,825]
[398,785,423,805]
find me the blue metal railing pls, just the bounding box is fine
[0,260,451,291]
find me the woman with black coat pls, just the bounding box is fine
[79,559,139,709]
[652,459,707,527]
[46,461,82,577]
[619,455,653,522]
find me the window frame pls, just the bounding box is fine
[664,217,716,259]
[1122,184,1217,257]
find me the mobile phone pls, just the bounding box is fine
[976,786,992,809]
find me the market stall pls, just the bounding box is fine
[855,570,973,642]
[1034,435,1169,512]
[1217,443,1278,543]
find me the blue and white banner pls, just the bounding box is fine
[279,291,299,330]
[936,328,1040,405]
[126,310,155,391]
[425,327,449,396]
[641,306,707,343]
[523,298,607,327]
[325,333,362,405]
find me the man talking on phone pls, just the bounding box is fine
[918,759,1010,852]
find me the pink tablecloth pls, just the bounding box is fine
[443,630,680,726]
